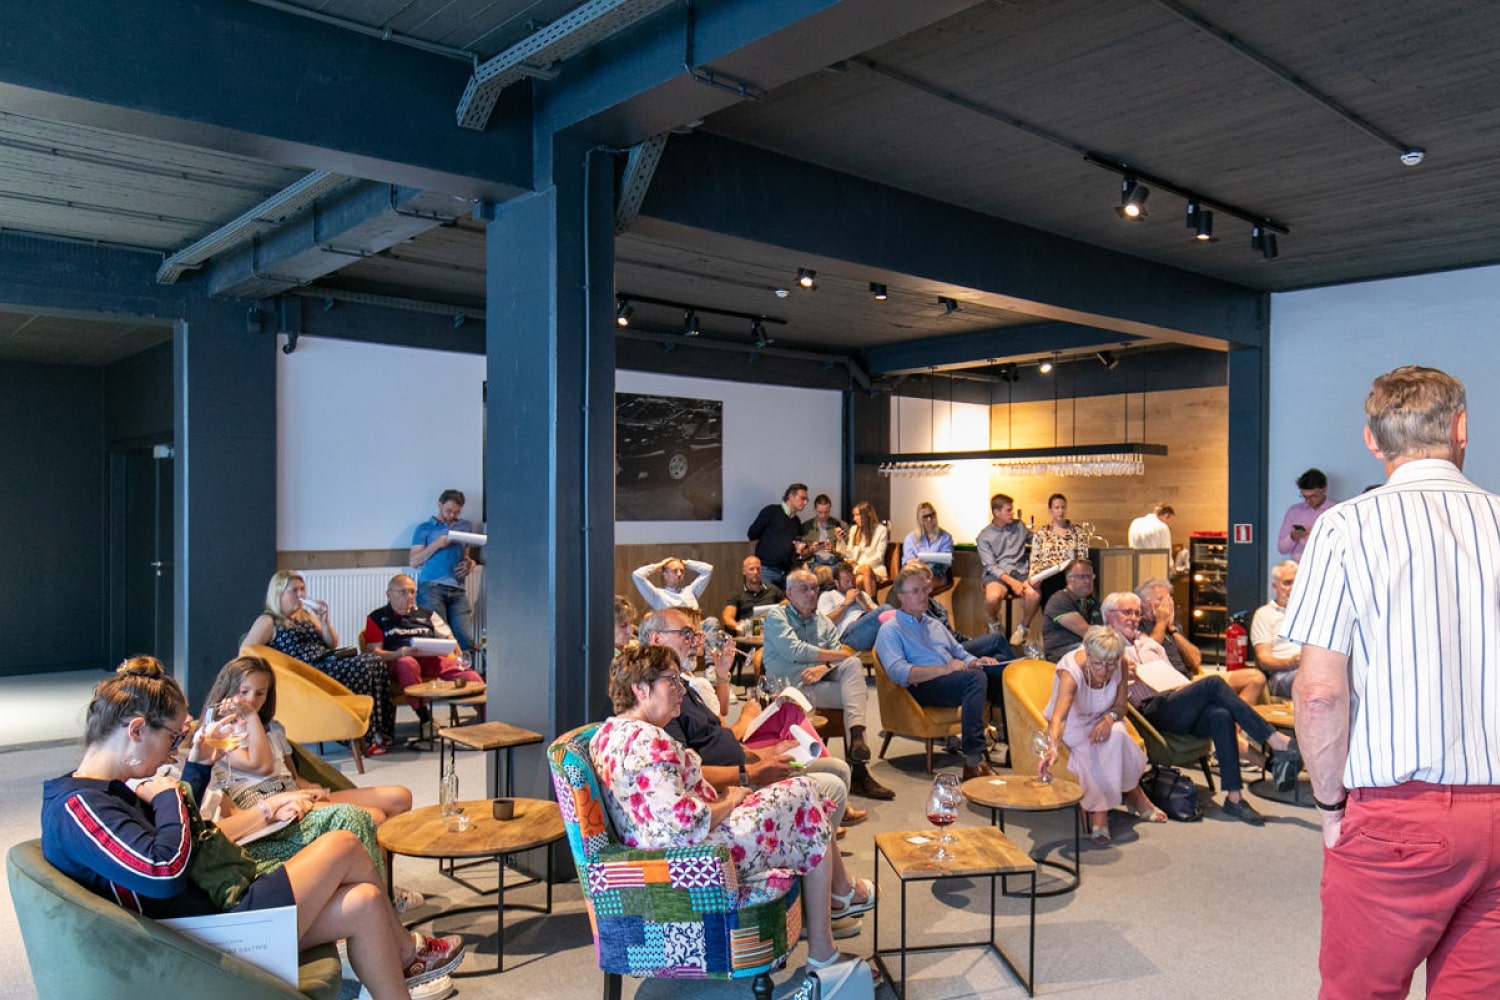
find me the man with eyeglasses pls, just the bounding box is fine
[762,570,895,801]
[1041,559,1103,661]
[362,573,482,727]
[1103,591,1298,826]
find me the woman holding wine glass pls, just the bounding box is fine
[841,501,890,597]
[1038,626,1164,845]
[41,658,465,999]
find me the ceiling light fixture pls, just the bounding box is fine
[796,267,817,289]
[773,287,790,298]
[1116,177,1150,220]
[1252,226,1279,261]
[938,296,959,315]
[1038,354,1056,375]
[684,310,701,336]
[615,297,633,327]
[870,282,888,301]
[1186,202,1215,242]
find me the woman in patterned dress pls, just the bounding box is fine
[245,570,396,753]
[591,646,867,974]
[1028,493,1091,606]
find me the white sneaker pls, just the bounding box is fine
[392,885,424,915]
[1010,625,1029,646]
[987,620,1003,635]
[409,975,455,1000]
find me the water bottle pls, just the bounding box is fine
[440,756,459,819]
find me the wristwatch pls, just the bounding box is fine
[737,764,749,788]
[1106,710,1120,722]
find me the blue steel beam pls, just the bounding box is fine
[0,0,531,199]
[535,0,984,144]
[208,184,471,299]
[866,322,1144,376]
[640,133,1268,350]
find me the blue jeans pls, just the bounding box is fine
[1266,668,1297,699]
[760,565,787,589]
[907,668,988,763]
[1138,676,1275,793]
[418,581,475,653]
[842,611,885,652]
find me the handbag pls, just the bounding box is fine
[181,783,259,909]
[1143,764,1202,822]
[790,958,875,1000]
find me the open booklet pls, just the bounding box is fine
[740,686,825,766]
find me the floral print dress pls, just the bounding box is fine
[589,717,834,883]
[268,617,395,740]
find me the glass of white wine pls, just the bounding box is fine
[201,701,247,783]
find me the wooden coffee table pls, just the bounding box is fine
[378,798,563,973]
[873,826,1038,998]
[961,775,1084,896]
[436,721,544,798]
[403,680,486,746]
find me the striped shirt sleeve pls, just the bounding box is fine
[59,787,195,899]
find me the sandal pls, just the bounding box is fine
[1129,802,1169,824]
[807,951,885,987]
[1089,824,1111,846]
[830,877,876,918]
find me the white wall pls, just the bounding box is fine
[277,338,486,551]
[886,396,994,546]
[276,341,842,550]
[1268,263,1500,572]
[614,371,842,544]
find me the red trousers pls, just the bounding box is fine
[389,654,481,692]
[1320,782,1500,999]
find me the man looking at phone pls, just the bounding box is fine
[1276,468,1335,562]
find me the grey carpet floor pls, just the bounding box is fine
[0,673,1425,999]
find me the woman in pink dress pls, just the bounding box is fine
[1039,626,1165,844]
[591,646,871,977]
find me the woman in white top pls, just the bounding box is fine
[841,501,889,597]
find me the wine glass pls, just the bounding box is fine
[202,701,247,782]
[756,675,775,708]
[926,773,963,861]
[1031,729,1055,785]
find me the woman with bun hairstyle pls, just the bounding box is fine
[41,658,464,999]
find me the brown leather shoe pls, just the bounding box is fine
[843,806,869,825]
[961,761,994,781]
[850,771,896,801]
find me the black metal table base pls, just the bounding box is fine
[991,805,1082,898]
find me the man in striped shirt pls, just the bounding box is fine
[1284,365,1500,999]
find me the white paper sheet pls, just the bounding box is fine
[161,905,299,986]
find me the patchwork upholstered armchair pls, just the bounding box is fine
[547,723,801,1000]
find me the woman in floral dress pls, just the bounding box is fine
[245,570,396,752]
[591,645,868,975]
[1029,493,1091,606]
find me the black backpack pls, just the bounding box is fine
[1143,764,1203,822]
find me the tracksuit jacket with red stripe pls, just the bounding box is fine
[41,761,218,916]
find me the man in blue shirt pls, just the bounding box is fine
[409,489,478,654]
[875,567,1002,780]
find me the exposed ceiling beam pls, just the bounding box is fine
[864,323,1145,376]
[534,0,986,144]
[615,134,669,234]
[0,0,531,200]
[638,133,1267,348]
[207,184,470,300]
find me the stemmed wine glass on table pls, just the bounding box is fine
[926,773,963,861]
[1031,728,1055,786]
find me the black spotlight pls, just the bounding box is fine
[870,282,888,301]
[938,296,959,315]
[615,297,633,327]
[684,310,701,336]
[1096,350,1119,370]
[1186,202,1215,242]
[1252,226,1280,261]
[796,267,817,289]
[1116,177,1149,220]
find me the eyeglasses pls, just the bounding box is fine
[651,674,686,691]
[920,512,936,519]
[151,720,189,751]
[656,627,702,640]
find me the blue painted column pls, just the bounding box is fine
[174,296,277,707]
[485,135,617,799]
[1226,345,1270,619]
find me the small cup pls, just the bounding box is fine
[445,813,472,833]
[492,798,515,821]
[453,677,467,689]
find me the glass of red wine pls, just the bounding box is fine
[926,773,963,860]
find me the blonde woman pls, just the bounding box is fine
[840,501,890,597]
[902,501,955,588]
[245,570,396,753]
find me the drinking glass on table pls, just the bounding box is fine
[1031,729,1055,786]
[926,773,963,861]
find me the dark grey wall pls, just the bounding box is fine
[105,339,173,445]
[1,362,106,673]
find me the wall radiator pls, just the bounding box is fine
[297,566,486,651]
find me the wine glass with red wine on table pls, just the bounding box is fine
[926,773,963,861]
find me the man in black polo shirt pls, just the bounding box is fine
[746,483,809,588]
[1041,559,1102,661]
[720,556,785,632]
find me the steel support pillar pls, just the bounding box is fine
[1226,345,1270,618]
[174,301,276,707]
[484,136,617,801]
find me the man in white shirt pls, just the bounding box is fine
[1250,560,1301,698]
[1104,591,1296,825]
[1126,503,1174,550]
[631,556,713,611]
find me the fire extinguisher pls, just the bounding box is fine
[1225,611,1248,670]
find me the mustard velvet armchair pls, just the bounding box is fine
[871,650,963,773]
[547,723,801,1000]
[240,644,373,774]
